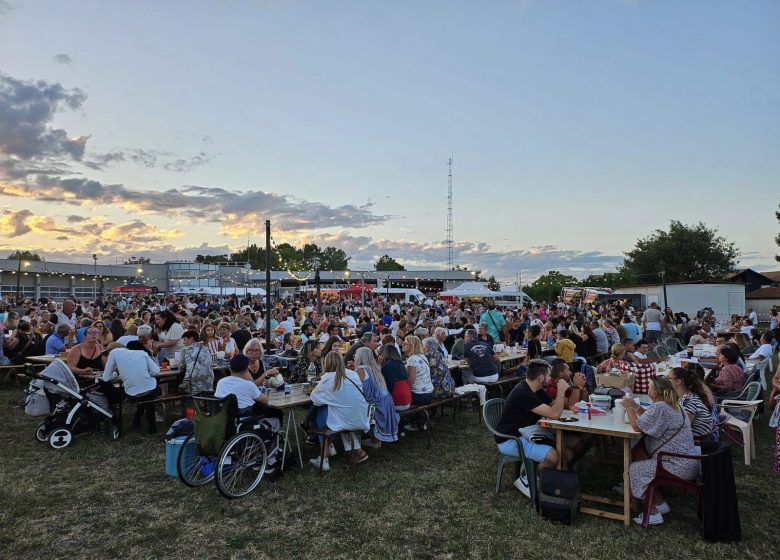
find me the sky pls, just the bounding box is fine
[0,0,778,282]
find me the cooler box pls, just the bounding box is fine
[165,436,194,477]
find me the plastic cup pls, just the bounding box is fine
[284,383,292,397]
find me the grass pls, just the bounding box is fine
[1,382,779,560]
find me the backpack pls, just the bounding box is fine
[538,469,581,524]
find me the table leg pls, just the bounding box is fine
[556,429,564,469]
[290,408,303,469]
[622,437,631,527]
[281,410,292,470]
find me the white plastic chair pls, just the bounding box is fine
[719,399,763,466]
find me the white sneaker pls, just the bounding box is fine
[655,502,671,515]
[634,512,664,526]
[328,443,337,457]
[309,457,330,472]
[514,474,531,498]
[403,424,419,432]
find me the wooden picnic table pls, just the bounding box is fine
[445,351,526,371]
[266,384,312,470]
[539,409,643,527]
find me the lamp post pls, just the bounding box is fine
[313,256,321,314]
[15,260,30,304]
[92,253,98,299]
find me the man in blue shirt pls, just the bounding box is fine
[479,301,507,342]
[622,316,642,343]
[45,323,73,355]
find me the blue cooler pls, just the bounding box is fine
[165,436,194,477]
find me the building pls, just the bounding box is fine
[745,287,780,324]
[724,268,775,293]
[0,258,475,301]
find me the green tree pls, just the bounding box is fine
[195,254,228,264]
[578,271,632,288]
[775,203,780,263]
[523,270,579,303]
[375,254,405,271]
[619,220,738,284]
[486,275,500,291]
[123,256,151,264]
[7,250,42,261]
[319,246,350,270]
[230,244,280,270]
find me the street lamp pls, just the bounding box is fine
[93,253,98,299]
[15,260,30,304]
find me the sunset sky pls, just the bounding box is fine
[1,0,778,281]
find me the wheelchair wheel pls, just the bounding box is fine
[35,423,49,443]
[177,433,215,487]
[215,431,268,499]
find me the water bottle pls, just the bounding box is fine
[547,335,554,348]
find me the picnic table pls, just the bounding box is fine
[266,384,312,470]
[539,405,646,527]
[27,355,58,364]
[445,350,526,372]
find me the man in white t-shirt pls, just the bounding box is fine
[340,313,357,330]
[748,308,758,326]
[55,299,77,329]
[748,332,774,361]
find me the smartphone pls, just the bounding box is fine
[560,417,579,423]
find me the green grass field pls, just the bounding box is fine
[1,383,778,560]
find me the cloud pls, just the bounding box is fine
[283,231,624,281]
[52,53,73,65]
[0,208,33,235]
[0,173,392,232]
[0,73,87,160]
[83,148,215,172]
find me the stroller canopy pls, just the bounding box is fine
[39,359,81,395]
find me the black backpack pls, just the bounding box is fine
[538,469,581,524]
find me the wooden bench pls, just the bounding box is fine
[398,394,467,448]
[480,374,523,399]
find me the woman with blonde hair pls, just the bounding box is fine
[354,347,399,446]
[308,352,370,471]
[402,335,434,405]
[621,377,697,525]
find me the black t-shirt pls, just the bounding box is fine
[495,381,552,442]
[464,340,498,377]
[527,339,542,360]
[508,326,526,345]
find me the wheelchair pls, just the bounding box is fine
[176,394,279,499]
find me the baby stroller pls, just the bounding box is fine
[25,359,119,449]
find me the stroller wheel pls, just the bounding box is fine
[35,423,49,443]
[49,428,73,449]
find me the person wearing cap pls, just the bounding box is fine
[102,340,161,434]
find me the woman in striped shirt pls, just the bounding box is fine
[668,366,717,440]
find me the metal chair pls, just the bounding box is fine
[482,398,537,505]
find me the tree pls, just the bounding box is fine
[619,220,738,284]
[123,256,151,264]
[319,246,350,270]
[775,203,780,263]
[523,270,579,303]
[195,254,228,264]
[486,275,500,291]
[578,271,633,288]
[7,250,42,261]
[375,254,405,271]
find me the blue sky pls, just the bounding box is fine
[0,0,778,280]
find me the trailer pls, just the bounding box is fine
[613,282,745,324]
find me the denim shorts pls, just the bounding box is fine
[498,437,553,464]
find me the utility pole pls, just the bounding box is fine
[93,253,98,299]
[265,220,272,341]
[660,270,668,310]
[446,156,454,270]
[313,256,321,314]
[361,270,366,309]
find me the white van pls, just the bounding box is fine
[379,288,426,304]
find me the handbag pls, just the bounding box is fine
[486,311,506,342]
[347,373,376,427]
[193,397,231,457]
[538,469,581,524]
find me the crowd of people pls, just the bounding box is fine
[2,290,779,504]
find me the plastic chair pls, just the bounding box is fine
[718,398,763,465]
[482,398,537,504]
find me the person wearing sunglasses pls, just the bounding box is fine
[67,326,106,377]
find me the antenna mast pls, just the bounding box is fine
[446,156,454,270]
